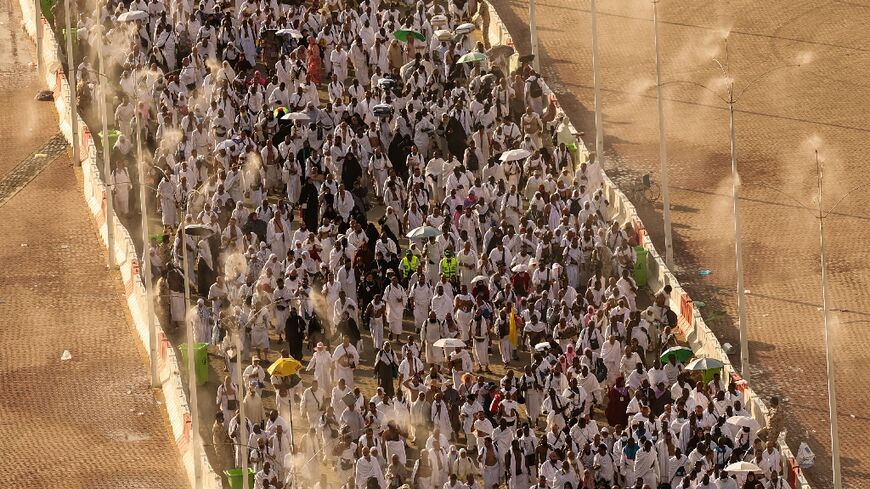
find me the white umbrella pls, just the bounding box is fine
[500,148,532,162]
[725,416,761,431]
[430,15,449,28]
[215,139,237,152]
[433,338,466,348]
[276,28,304,39]
[685,357,725,371]
[457,52,488,64]
[434,29,454,41]
[455,22,476,35]
[406,225,440,239]
[723,461,762,473]
[281,111,311,122]
[470,275,489,284]
[118,10,148,22]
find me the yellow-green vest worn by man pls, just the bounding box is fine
[440,250,458,279]
[400,250,418,279]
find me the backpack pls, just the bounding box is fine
[665,308,678,327]
[529,78,543,98]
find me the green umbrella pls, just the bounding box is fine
[457,52,488,64]
[660,346,694,364]
[394,29,425,42]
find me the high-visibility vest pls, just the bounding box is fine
[400,255,418,278]
[440,257,458,278]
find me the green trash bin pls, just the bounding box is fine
[63,28,79,56]
[40,0,56,23]
[98,130,122,151]
[224,468,254,489]
[633,245,649,287]
[178,342,209,385]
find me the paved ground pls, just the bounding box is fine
[0,3,188,488]
[490,0,870,487]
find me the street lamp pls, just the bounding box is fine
[63,0,79,166]
[590,0,604,170]
[118,10,159,388]
[233,329,249,489]
[655,41,800,384]
[182,222,213,489]
[745,151,866,489]
[529,0,540,72]
[650,0,673,269]
[96,29,117,269]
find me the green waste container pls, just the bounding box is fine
[63,27,79,53]
[178,342,209,385]
[633,245,649,287]
[40,0,56,23]
[224,468,255,489]
[98,130,122,151]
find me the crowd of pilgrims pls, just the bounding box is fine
[70,0,790,487]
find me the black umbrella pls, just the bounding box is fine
[184,224,214,236]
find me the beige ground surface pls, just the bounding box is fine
[0,3,188,487]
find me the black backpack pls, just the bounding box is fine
[665,308,678,327]
[529,78,543,98]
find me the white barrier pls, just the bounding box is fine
[481,3,810,488]
[17,4,221,488]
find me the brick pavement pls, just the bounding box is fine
[0,2,188,487]
[490,0,870,487]
[0,2,58,175]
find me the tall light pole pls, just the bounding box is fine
[136,102,159,387]
[529,0,540,72]
[34,0,42,73]
[97,32,116,268]
[726,81,749,383]
[182,223,211,489]
[119,11,158,388]
[655,43,800,384]
[651,0,674,268]
[815,151,842,489]
[234,329,249,489]
[63,0,79,165]
[590,0,604,169]
[746,152,856,489]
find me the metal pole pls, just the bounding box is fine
[34,0,42,73]
[816,151,842,489]
[135,95,159,388]
[529,0,540,72]
[728,88,749,383]
[234,331,249,489]
[63,0,79,165]
[97,35,116,268]
[182,231,203,488]
[289,390,295,453]
[591,0,605,169]
[652,0,674,269]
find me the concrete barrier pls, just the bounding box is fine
[16,3,221,488]
[481,3,810,487]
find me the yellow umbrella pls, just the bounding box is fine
[267,357,303,376]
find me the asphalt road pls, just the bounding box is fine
[489,0,870,487]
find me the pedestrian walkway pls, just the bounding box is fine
[489,1,870,487]
[0,2,188,487]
